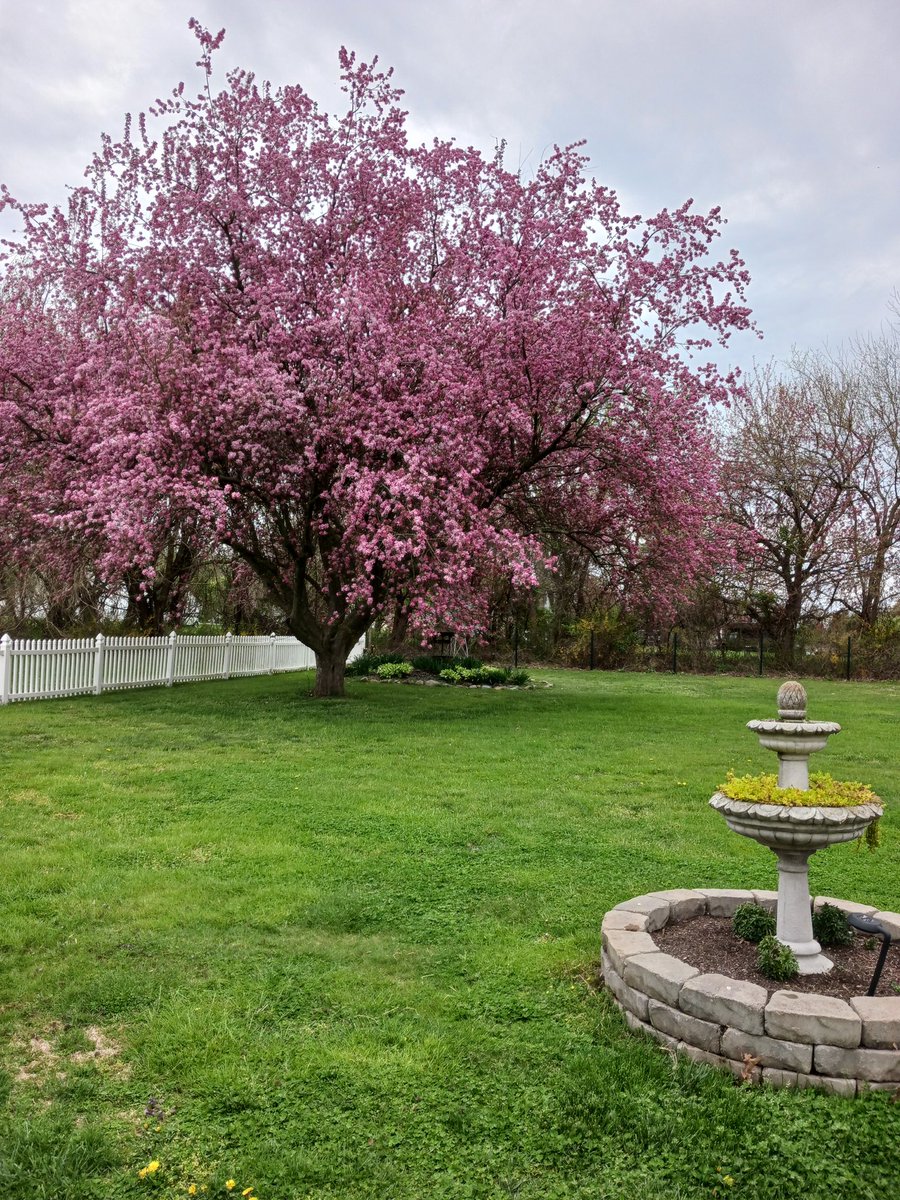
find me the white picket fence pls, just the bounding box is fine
[0,631,363,705]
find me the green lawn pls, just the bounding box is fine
[0,670,898,1199]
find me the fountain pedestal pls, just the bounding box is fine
[774,849,833,974]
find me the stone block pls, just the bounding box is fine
[601,909,651,934]
[768,1070,858,1098]
[646,888,707,922]
[648,998,721,1054]
[612,894,672,932]
[872,910,900,938]
[623,1008,677,1050]
[679,973,767,1035]
[601,927,658,976]
[696,888,755,917]
[762,1067,798,1089]
[813,896,876,916]
[797,1073,857,1098]
[753,890,778,912]
[603,959,650,1021]
[721,1027,813,1073]
[766,990,861,1048]
[814,1045,900,1083]
[849,996,900,1050]
[677,1042,728,1071]
[858,1081,900,1093]
[623,952,699,1006]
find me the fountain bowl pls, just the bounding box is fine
[709,792,883,852]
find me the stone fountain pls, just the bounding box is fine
[709,681,883,974]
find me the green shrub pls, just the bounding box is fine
[410,655,482,674]
[346,652,406,676]
[732,902,776,943]
[812,903,854,948]
[757,935,798,982]
[375,661,414,679]
[438,665,530,686]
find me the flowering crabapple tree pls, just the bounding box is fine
[0,23,754,696]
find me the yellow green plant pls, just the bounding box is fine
[718,770,878,808]
[718,771,882,849]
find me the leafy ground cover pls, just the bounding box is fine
[0,671,897,1199]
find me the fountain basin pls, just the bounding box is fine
[709,793,882,851]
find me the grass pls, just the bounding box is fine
[0,669,898,1199]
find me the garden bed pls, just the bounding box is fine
[601,889,900,1096]
[654,913,900,1001]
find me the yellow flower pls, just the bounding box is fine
[225,1183,236,1192]
[243,1190,254,1197]
[138,1169,147,1179]
[147,1161,160,1174]
[723,1177,735,1188]
[188,1188,198,1196]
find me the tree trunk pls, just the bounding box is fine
[775,605,801,669]
[386,594,410,651]
[313,645,348,698]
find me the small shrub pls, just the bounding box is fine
[411,654,482,674]
[375,661,413,679]
[812,903,854,948]
[346,652,406,676]
[439,665,530,686]
[732,902,776,943]
[757,935,798,982]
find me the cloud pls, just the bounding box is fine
[1,0,897,373]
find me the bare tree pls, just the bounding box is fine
[721,364,864,666]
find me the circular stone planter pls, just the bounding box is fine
[601,889,900,1097]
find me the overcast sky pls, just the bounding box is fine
[1,0,898,377]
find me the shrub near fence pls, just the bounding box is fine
[0,632,364,705]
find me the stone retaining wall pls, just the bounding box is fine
[601,889,900,1097]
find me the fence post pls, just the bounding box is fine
[223,631,232,680]
[758,630,764,677]
[672,632,678,674]
[846,636,852,682]
[93,633,106,695]
[269,631,277,674]
[590,628,596,671]
[0,633,10,705]
[166,630,177,687]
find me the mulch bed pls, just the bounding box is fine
[653,914,900,1001]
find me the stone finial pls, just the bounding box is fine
[777,680,807,721]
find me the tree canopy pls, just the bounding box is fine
[0,23,754,694]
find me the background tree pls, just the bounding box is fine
[720,365,865,666]
[829,333,900,625]
[0,23,753,695]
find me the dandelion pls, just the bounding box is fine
[242,1189,254,1197]
[188,1188,198,1196]
[225,1183,236,1192]
[723,1177,735,1188]
[147,1161,160,1174]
